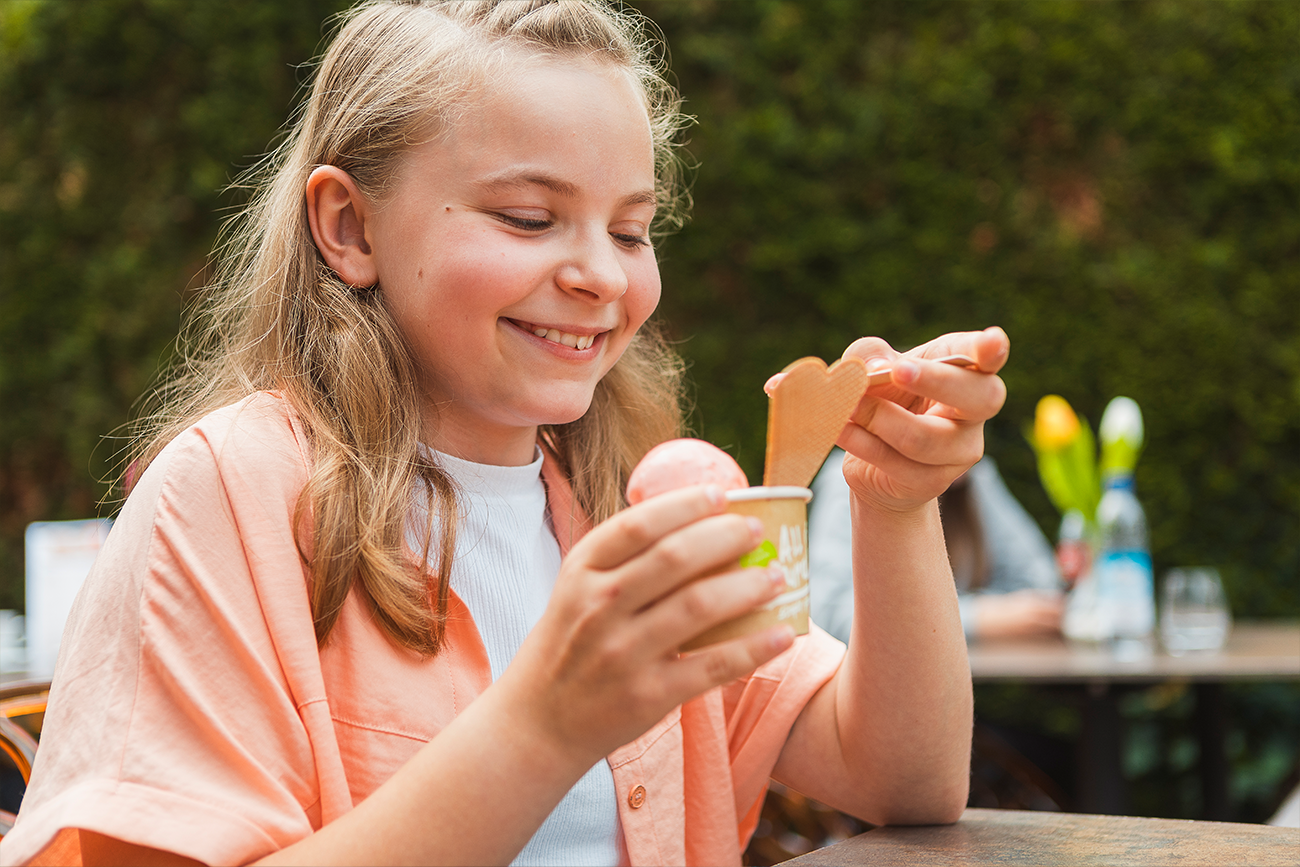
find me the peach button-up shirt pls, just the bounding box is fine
[1,393,845,867]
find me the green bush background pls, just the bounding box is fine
[1,0,1296,822]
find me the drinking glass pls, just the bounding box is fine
[1160,567,1231,655]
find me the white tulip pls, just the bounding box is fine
[1100,396,1144,449]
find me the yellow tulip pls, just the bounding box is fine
[1035,395,1081,450]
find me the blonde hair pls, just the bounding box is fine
[130,0,689,655]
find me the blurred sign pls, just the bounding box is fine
[0,609,25,674]
[24,519,113,677]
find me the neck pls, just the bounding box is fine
[425,418,539,467]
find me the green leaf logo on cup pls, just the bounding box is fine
[740,539,779,568]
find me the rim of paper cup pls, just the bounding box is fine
[725,486,813,503]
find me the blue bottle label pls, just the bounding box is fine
[1098,550,1155,636]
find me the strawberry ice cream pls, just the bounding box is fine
[626,438,749,505]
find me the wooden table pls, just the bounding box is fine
[967,621,1300,683]
[965,621,1300,818]
[781,808,1299,866]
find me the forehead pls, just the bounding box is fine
[396,56,656,194]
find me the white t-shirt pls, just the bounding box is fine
[428,449,623,867]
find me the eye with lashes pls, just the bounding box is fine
[613,232,651,249]
[495,213,552,231]
[495,211,650,249]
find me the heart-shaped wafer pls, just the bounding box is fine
[763,356,868,487]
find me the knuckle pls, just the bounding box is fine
[619,512,658,549]
[702,645,745,685]
[895,424,929,460]
[989,376,1008,411]
[592,574,623,608]
[624,677,668,719]
[845,336,892,360]
[679,582,715,623]
[600,632,635,670]
[569,603,603,641]
[961,432,985,468]
[569,582,620,634]
[653,541,693,576]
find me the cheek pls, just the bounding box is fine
[625,260,662,330]
[438,234,545,307]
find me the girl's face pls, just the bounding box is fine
[368,58,660,466]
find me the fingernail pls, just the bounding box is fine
[767,566,786,589]
[704,485,725,508]
[865,358,891,374]
[746,516,765,540]
[986,326,1009,357]
[767,625,795,652]
[895,359,920,383]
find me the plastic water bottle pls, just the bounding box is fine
[1095,471,1154,644]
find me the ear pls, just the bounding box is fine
[305,165,379,287]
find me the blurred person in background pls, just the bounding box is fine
[811,448,1064,644]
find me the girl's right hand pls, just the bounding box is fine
[497,484,795,767]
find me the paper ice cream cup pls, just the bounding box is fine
[680,486,813,652]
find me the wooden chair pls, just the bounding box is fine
[0,680,50,839]
[743,782,870,866]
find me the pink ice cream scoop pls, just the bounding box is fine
[626,438,749,505]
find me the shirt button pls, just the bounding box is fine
[628,784,647,809]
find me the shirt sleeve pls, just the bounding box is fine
[969,457,1063,594]
[724,625,846,847]
[1,395,334,867]
[807,450,855,645]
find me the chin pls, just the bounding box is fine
[543,405,594,427]
[533,393,597,428]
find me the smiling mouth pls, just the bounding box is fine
[512,320,600,351]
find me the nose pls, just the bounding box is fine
[554,228,629,303]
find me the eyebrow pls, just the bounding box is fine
[476,171,656,209]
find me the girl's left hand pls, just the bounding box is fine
[835,326,1009,514]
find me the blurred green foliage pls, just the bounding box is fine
[641,0,1299,621]
[0,0,352,608]
[0,0,1296,823]
[975,678,1300,822]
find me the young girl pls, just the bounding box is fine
[1,1,1007,865]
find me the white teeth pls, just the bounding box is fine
[530,325,595,350]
